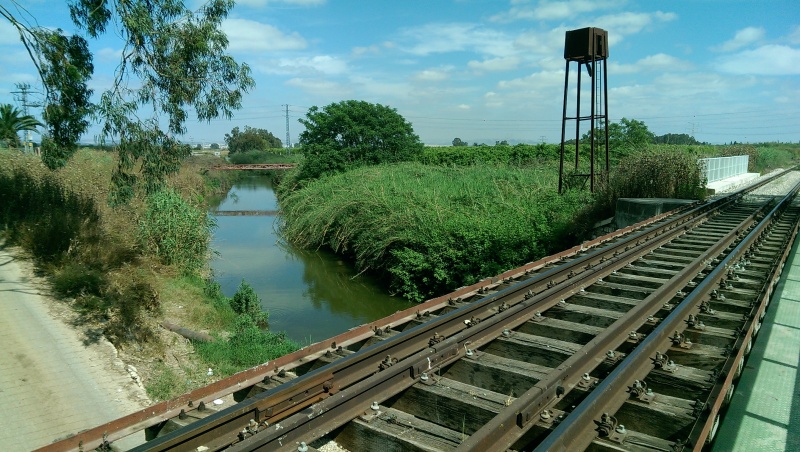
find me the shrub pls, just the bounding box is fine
[104,272,161,344]
[138,188,215,273]
[51,263,105,298]
[568,147,707,242]
[230,280,269,326]
[194,315,299,375]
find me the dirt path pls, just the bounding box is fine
[0,243,150,451]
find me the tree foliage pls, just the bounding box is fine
[653,133,699,145]
[452,137,467,147]
[608,118,655,151]
[224,126,282,153]
[0,104,43,148]
[1,0,254,202]
[297,100,424,181]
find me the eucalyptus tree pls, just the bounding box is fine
[0,0,254,203]
[0,103,43,148]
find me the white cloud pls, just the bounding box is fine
[262,55,347,76]
[498,69,564,91]
[468,56,521,73]
[398,23,515,57]
[717,45,800,75]
[457,104,471,110]
[348,75,413,101]
[413,67,453,82]
[715,27,765,52]
[595,11,677,44]
[221,19,307,52]
[491,0,625,22]
[285,77,350,97]
[352,42,395,58]
[612,53,692,74]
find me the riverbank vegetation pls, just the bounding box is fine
[280,163,591,301]
[278,101,798,303]
[0,149,299,401]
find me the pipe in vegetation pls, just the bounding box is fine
[161,321,214,343]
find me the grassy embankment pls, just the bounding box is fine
[278,142,798,303]
[0,149,299,401]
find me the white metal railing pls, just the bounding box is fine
[698,155,749,183]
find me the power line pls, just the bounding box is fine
[11,82,42,153]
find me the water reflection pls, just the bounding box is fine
[209,174,413,343]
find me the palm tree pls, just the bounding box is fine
[0,104,43,149]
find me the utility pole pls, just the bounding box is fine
[284,104,291,151]
[11,83,42,153]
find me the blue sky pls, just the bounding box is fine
[1,0,798,146]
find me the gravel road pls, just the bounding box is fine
[0,243,149,451]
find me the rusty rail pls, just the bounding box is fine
[41,169,793,451]
[533,179,800,451]
[137,186,753,450]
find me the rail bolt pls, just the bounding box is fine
[371,401,380,411]
[420,372,429,381]
[298,442,309,452]
[615,424,627,434]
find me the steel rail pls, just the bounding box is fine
[141,174,789,451]
[226,216,718,451]
[685,201,800,449]
[533,179,800,451]
[38,200,686,452]
[457,188,774,451]
[138,201,716,451]
[42,170,792,452]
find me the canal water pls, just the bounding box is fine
[209,174,413,343]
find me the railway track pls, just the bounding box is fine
[45,170,800,452]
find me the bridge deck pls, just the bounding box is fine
[210,164,296,170]
[713,233,800,451]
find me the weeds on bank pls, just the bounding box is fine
[279,162,592,301]
[0,149,296,385]
[146,361,191,402]
[194,281,299,377]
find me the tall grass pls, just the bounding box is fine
[138,188,215,273]
[279,162,592,301]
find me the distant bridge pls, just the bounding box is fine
[210,210,279,216]
[209,163,297,170]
